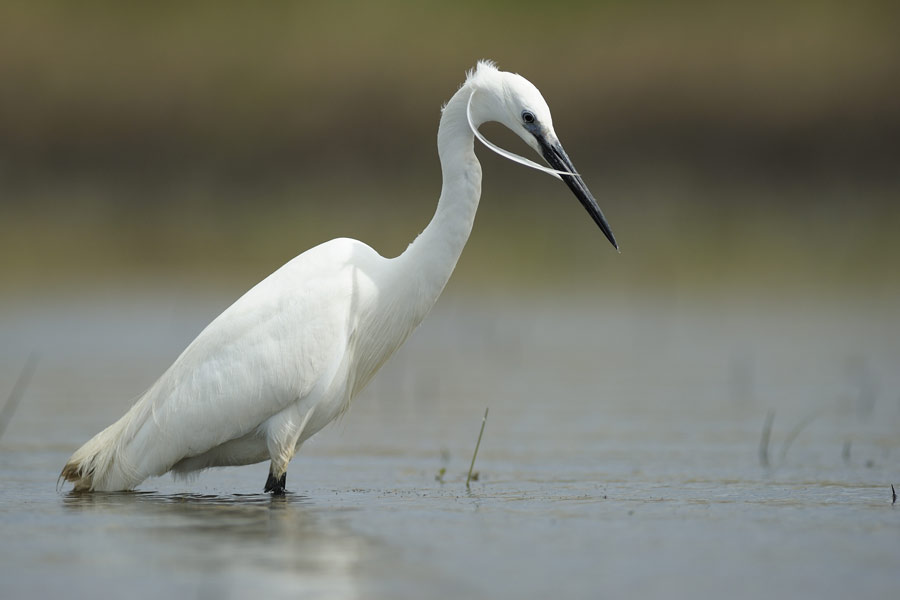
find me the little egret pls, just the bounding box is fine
[61,61,618,494]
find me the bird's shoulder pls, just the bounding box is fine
[253,237,385,304]
[278,237,384,279]
[187,237,385,350]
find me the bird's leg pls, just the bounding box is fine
[263,405,315,495]
[264,466,287,495]
[264,451,293,496]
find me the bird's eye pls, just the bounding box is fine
[522,111,535,124]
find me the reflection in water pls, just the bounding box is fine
[61,491,371,598]
[62,489,308,508]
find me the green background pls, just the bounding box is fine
[2,0,898,297]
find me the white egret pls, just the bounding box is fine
[61,61,618,494]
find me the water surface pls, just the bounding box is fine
[1,290,898,599]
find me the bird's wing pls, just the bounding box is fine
[119,237,383,476]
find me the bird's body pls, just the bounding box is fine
[61,61,616,493]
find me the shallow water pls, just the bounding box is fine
[1,289,898,599]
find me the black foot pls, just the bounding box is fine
[264,470,287,495]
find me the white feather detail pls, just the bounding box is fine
[466,90,574,180]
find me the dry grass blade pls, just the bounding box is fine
[778,408,825,465]
[466,408,489,489]
[758,409,775,468]
[0,352,40,442]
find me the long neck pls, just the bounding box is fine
[396,84,482,317]
[348,85,482,398]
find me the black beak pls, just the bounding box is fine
[538,137,618,251]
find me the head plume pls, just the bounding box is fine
[463,60,575,179]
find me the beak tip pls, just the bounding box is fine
[541,138,620,254]
[604,231,620,253]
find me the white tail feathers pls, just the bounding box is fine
[59,410,141,492]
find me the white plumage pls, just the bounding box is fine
[61,61,617,493]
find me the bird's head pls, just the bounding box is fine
[464,60,618,251]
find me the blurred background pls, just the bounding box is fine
[1,0,897,299]
[2,4,899,598]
